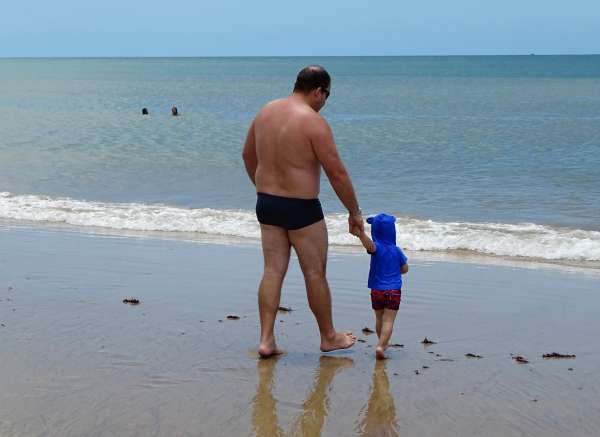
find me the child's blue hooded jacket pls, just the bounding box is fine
[367,213,408,290]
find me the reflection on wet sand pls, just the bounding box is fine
[252,356,285,437]
[356,360,399,437]
[251,356,354,436]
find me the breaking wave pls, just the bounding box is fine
[2,191,599,263]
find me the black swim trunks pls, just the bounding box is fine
[256,192,324,230]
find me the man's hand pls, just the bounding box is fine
[348,212,364,235]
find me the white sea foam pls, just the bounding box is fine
[1,192,599,263]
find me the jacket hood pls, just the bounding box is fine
[366,213,396,245]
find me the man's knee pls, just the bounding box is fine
[263,265,288,282]
[301,266,326,282]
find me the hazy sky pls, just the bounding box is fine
[1,0,598,56]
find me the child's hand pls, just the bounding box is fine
[350,226,361,237]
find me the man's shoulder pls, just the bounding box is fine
[300,111,330,139]
[259,98,286,114]
[257,98,330,136]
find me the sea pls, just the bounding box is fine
[1,56,599,266]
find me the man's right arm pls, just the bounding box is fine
[310,117,363,233]
[242,119,257,185]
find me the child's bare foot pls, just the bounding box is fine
[375,345,388,360]
[258,340,284,358]
[320,331,357,352]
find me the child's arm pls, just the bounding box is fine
[354,230,376,254]
[398,247,409,274]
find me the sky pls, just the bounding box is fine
[1,0,599,57]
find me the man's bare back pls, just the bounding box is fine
[242,65,364,357]
[253,97,324,199]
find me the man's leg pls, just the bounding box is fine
[288,220,356,352]
[258,224,291,357]
[375,309,398,360]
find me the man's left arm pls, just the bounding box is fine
[310,117,363,234]
[242,120,257,185]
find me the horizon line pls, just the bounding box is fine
[1,53,600,60]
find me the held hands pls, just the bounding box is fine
[349,213,375,253]
[350,225,362,237]
[348,211,364,236]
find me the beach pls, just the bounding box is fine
[2,224,599,436]
[1,55,599,436]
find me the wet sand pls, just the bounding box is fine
[1,226,600,436]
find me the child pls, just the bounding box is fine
[352,213,408,359]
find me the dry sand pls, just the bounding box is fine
[1,225,599,436]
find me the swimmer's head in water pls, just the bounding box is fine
[142,108,149,115]
[171,106,179,116]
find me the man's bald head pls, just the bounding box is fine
[293,65,331,94]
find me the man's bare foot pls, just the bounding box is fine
[320,331,357,352]
[375,345,388,360]
[258,340,284,358]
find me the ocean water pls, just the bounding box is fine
[1,56,599,264]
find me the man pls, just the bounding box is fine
[242,65,364,357]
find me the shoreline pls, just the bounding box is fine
[2,220,599,274]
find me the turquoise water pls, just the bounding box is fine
[1,56,600,262]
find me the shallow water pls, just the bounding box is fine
[1,227,599,436]
[2,56,599,265]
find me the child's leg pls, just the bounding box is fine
[374,309,384,338]
[378,309,398,348]
[375,309,398,359]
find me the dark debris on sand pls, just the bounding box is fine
[543,352,576,359]
[357,339,366,343]
[277,306,292,312]
[122,298,140,305]
[421,337,436,345]
[362,327,375,335]
[465,353,483,359]
[226,315,240,320]
[389,343,404,348]
[512,355,529,364]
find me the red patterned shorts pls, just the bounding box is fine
[370,289,401,311]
